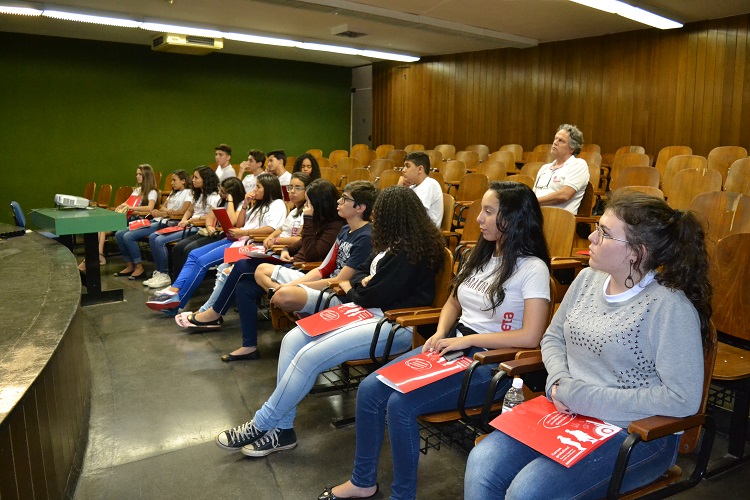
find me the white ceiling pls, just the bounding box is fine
[1,0,749,66]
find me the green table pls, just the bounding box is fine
[31,207,127,305]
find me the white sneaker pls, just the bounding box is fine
[148,272,172,289]
[143,272,158,286]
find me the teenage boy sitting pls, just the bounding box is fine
[214,144,237,182]
[238,149,266,192]
[266,149,292,187]
[398,151,443,227]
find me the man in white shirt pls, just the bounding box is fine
[214,144,237,182]
[238,149,266,192]
[398,151,444,227]
[532,124,590,214]
[266,149,292,187]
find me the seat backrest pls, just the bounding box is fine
[441,192,455,232]
[488,151,515,172]
[374,144,394,159]
[404,143,425,153]
[442,160,467,184]
[527,151,554,164]
[458,201,482,244]
[347,168,371,183]
[724,158,750,196]
[587,165,602,192]
[477,161,506,182]
[499,144,523,164]
[655,145,692,179]
[351,148,373,168]
[609,153,650,187]
[466,144,490,162]
[615,145,646,159]
[83,181,96,201]
[689,191,750,260]
[10,201,26,228]
[541,206,575,257]
[316,157,331,169]
[337,157,361,176]
[328,149,349,167]
[611,165,660,190]
[681,322,717,454]
[455,150,480,171]
[97,184,113,208]
[319,167,340,185]
[424,149,443,170]
[434,144,456,161]
[667,168,722,209]
[350,143,370,158]
[534,143,552,153]
[431,171,446,192]
[577,183,595,217]
[306,148,323,159]
[433,247,456,309]
[162,172,172,192]
[713,233,750,342]
[578,151,602,169]
[369,158,394,178]
[505,174,535,189]
[521,161,544,180]
[455,173,490,203]
[153,171,162,190]
[663,155,708,197]
[580,143,601,154]
[386,149,406,165]
[708,146,748,187]
[377,169,402,189]
[113,186,132,207]
[285,157,296,173]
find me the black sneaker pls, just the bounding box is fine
[215,420,267,451]
[241,427,297,457]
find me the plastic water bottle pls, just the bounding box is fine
[501,377,525,413]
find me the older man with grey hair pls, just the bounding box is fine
[532,124,590,214]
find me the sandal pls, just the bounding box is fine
[176,312,224,329]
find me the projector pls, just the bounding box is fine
[55,194,90,209]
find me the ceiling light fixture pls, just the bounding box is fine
[43,9,141,28]
[570,0,682,29]
[0,5,41,15]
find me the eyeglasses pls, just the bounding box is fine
[338,195,356,205]
[594,223,629,244]
[286,185,305,193]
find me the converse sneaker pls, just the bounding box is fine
[148,271,172,289]
[143,272,158,287]
[215,420,267,451]
[241,427,297,457]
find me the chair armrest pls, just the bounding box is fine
[627,414,706,442]
[383,306,440,321]
[293,261,321,271]
[551,258,584,271]
[498,356,545,377]
[396,311,442,327]
[473,348,526,365]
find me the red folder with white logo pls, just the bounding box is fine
[296,303,375,337]
[489,396,621,468]
[222,244,287,264]
[375,349,473,393]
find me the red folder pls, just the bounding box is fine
[128,219,151,230]
[126,195,142,207]
[375,350,472,393]
[295,303,375,337]
[222,244,281,264]
[155,225,183,235]
[212,207,234,231]
[489,396,621,468]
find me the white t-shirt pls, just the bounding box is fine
[242,198,287,230]
[215,164,237,182]
[533,156,590,214]
[277,171,292,187]
[456,256,550,334]
[242,173,257,193]
[153,189,192,222]
[131,187,159,205]
[411,176,444,227]
[192,191,222,219]
[279,209,304,238]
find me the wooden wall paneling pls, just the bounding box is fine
[727,15,747,147]
[707,25,724,150]
[692,27,709,154]
[24,391,50,498]
[35,376,60,498]
[9,408,34,498]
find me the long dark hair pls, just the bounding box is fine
[305,178,342,226]
[293,153,321,180]
[219,177,246,208]
[168,169,191,196]
[192,166,220,210]
[248,173,283,220]
[370,186,444,271]
[137,164,160,209]
[606,190,712,347]
[289,172,312,216]
[454,181,550,311]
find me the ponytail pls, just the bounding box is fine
[606,191,712,348]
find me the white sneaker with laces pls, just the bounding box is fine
[148,271,172,289]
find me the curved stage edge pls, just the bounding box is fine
[0,224,90,499]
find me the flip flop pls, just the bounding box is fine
[175,312,193,328]
[179,312,224,329]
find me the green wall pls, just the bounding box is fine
[0,32,352,225]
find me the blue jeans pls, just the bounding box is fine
[149,227,198,273]
[172,238,232,308]
[464,428,680,500]
[349,346,502,500]
[115,225,159,264]
[252,317,413,432]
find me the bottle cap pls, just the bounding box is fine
[512,377,523,389]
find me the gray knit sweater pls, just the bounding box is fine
[541,267,704,428]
